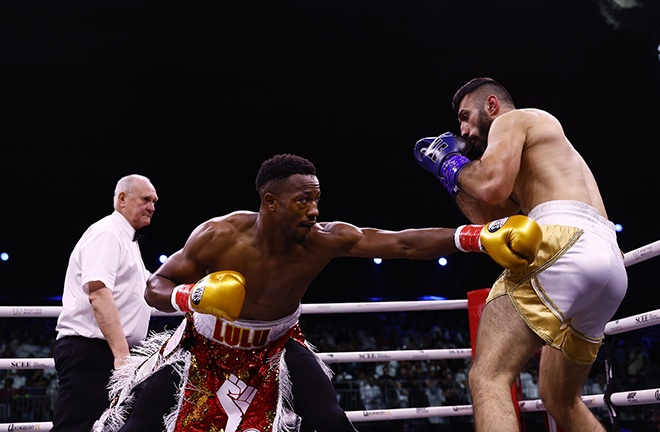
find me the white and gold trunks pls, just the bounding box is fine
[487,200,628,365]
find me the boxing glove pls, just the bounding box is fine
[414,132,472,198]
[454,215,542,271]
[171,270,246,320]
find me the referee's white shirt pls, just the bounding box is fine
[56,210,152,347]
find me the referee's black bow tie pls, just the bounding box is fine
[133,231,144,244]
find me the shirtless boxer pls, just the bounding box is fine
[414,77,628,431]
[94,153,542,432]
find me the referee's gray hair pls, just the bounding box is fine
[113,174,151,208]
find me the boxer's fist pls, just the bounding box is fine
[171,270,246,320]
[454,215,542,271]
[414,132,471,198]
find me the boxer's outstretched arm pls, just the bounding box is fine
[329,215,541,271]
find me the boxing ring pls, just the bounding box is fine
[1,239,659,432]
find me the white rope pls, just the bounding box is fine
[0,358,54,369]
[604,308,660,335]
[346,405,474,421]
[8,301,657,329]
[318,348,471,363]
[0,348,473,370]
[347,388,660,421]
[0,422,53,432]
[0,300,465,319]
[519,395,606,413]
[2,387,658,431]
[609,388,660,406]
[0,306,62,318]
[301,300,468,314]
[623,239,660,267]
[518,388,660,412]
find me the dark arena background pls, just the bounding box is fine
[2,0,660,430]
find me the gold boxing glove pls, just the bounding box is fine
[171,270,246,321]
[454,215,542,272]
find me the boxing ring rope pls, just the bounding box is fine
[0,299,470,319]
[1,240,659,431]
[622,239,660,267]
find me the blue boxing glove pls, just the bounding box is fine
[414,132,472,198]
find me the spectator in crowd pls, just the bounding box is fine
[424,378,449,429]
[392,379,410,408]
[0,377,18,421]
[359,373,384,411]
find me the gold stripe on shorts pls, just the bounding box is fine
[487,225,602,365]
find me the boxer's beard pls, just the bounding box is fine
[476,108,493,151]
